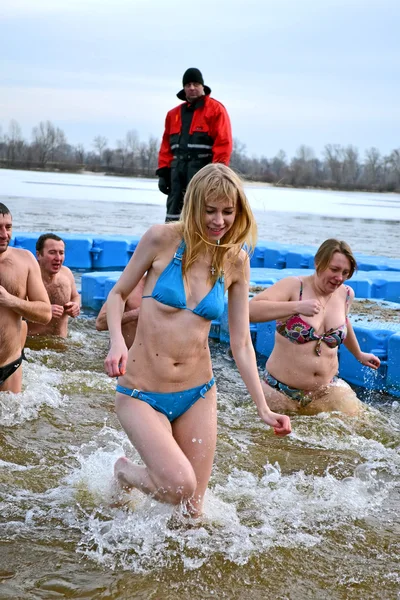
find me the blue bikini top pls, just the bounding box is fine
[142,240,225,321]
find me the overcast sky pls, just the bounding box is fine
[1,0,399,160]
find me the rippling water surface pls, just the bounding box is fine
[0,170,399,599]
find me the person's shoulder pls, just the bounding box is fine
[9,246,36,264]
[206,95,228,111]
[280,275,305,290]
[343,283,355,300]
[166,103,183,116]
[142,223,181,250]
[60,265,74,279]
[284,275,303,285]
[224,247,250,278]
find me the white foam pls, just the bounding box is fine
[0,361,65,426]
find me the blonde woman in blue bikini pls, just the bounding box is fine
[249,239,381,416]
[104,164,291,517]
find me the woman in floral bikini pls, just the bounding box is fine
[249,239,381,415]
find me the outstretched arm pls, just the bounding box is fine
[228,256,291,436]
[344,320,381,369]
[343,286,380,369]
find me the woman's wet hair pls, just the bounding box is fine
[179,163,257,282]
[314,238,357,278]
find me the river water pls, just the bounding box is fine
[0,169,399,599]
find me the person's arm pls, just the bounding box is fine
[64,269,81,318]
[157,111,174,170]
[227,254,291,435]
[0,252,51,324]
[249,277,321,322]
[104,226,161,378]
[343,321,381,369]
[343,287,380,369]
[95,302,108,331]
[96,302,140,331]
[210,103,233,165]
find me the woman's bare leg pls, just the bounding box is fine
[261,379,300,414]
[172,385,217,517]
[302,379,362,416]
[261,376,362,417]
[114,393,197,505]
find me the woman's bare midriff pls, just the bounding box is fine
[265,334,340,390]
[117,303,213,392]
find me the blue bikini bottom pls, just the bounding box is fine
[116,377,215,422]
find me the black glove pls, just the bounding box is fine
[158,176,171,195]
[156,167,171,195]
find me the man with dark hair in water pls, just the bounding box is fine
[0,204,51,393]
[27,233,80,338]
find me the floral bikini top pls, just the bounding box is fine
[276,280,350,356]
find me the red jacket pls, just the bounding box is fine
[158,95,232,169]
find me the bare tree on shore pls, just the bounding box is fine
[93,135,108,163]
[32,120,67,167]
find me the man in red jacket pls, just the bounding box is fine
[157,68,232,222]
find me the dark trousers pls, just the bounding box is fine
[165,158,211,222]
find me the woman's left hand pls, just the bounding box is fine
[358,352,381,370]
[260,410,292,436]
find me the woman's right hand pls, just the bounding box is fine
[258,407,292,436]
[298,299,322,316]
[104,341,128,378]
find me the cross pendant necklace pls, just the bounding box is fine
[210,240,219,276]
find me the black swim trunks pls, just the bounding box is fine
[0,352,25,387]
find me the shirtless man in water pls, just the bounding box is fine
[96,276,145,349]
[0,204,52,393]
[27,234,80,338]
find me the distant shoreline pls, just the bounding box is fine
[1,164,399,196]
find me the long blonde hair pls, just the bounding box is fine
[178,164,257,284]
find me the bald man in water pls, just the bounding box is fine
[0,203,51,393]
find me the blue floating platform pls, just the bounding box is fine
[250,240,290,269]
[387,333,400,397]
[339,318,400,390]
[57,233,93,269]
[81,271,122,311]
[90,235,140,270]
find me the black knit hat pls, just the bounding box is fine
[182,68,204,87]
[177,68,211,100]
